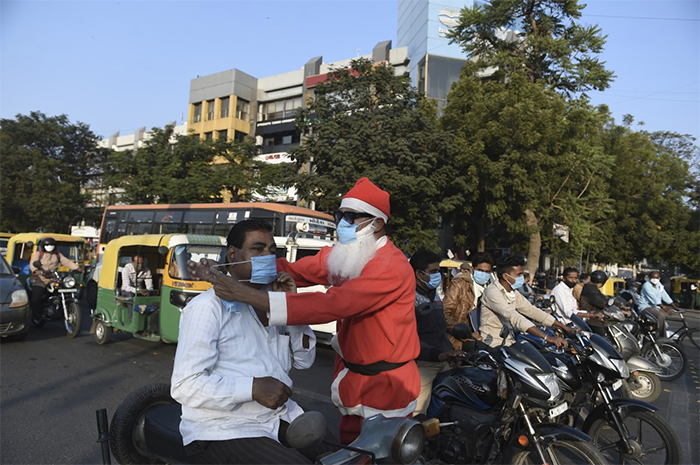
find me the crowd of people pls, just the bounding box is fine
[170,177,679,464]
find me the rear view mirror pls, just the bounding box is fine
[285,411,327,449]
[158,246,169,256]
[25,241,34,249]
[33,260,42,268]
[451,323,472,340]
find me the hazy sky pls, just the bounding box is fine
[1,0,698,142]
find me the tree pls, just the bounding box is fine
[441,66,614,274]
[0,111,108,233]
[104,125,294,204]
[448,0,614,96]
[290,58,457,254]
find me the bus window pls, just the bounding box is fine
[184,211,215,235]
[213,224,232,237]
[101,219,117,244]
[154,211,183,234]
[126,222,153,235]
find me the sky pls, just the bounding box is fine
[1,0,698,143]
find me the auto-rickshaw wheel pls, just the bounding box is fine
[95,319,112,345]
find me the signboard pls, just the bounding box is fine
[286,215,335,230]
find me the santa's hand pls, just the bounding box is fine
[272,272,297,293]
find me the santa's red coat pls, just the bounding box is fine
[272,240,420,418]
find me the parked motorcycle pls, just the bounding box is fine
[523,322,682,465]
[28,260,81,338]
[98,383,425,465]
[420,325,607,465]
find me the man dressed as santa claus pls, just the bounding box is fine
[188,177,420,444]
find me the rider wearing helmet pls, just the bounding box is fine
[29,237,80,320]
[579,270,609,336]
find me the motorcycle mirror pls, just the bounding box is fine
[25,241,34,249]
[451,323,472,340]
[33,260,42,268]
[285,411,327,450]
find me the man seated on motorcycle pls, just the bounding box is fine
[120,254,153,298]
[552,267,604,325]
[29,237,80,320]
[171,220,335,464]
[479,255,572,348]
[638,271,681,332]
[409,250,466,417]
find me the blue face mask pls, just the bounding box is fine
[507,273,525,290]
[473,270,491,286]
[217,254,278,284]
[336,218,374,244]
[420,271,442,289]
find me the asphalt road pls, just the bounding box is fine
[1,302,698,464]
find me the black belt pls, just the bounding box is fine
[342,359,408,376]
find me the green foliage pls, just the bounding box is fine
[0,111,108,233]
[104,125,293,204]
[290,58,457,254]
[448,0,614,96]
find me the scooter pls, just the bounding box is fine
[96,383,425,465]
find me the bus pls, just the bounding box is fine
[97,202,336,255]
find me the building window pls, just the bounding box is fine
[234,130,246,142]
[193,103,202,123]
[258,96,303,121]
[236,98,250,121]
[218,130,228,141]
[220,97,229,118]
[206,100,215,121]
[204,132,213,142]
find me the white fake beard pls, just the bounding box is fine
[327,234,379,285]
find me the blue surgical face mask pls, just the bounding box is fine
[506,273,525,290]
[336,218,374,244]
[420,271,442,289]
[216,254,278,284]
[473,270,491,286]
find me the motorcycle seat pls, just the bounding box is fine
[144,403,188,463]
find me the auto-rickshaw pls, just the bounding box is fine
[90,234,227,345]
[670,276,700,309]
[0,232,15,256]
[5,233,87,296]
[601,276,626,297]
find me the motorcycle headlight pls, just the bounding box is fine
[535,373,561,402]
[63,276,76,288]
[390,419,425,465]
[9,289,29,308]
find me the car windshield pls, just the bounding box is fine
[0,256,14,275]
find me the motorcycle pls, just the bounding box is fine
[523,318,683,465]
[28,260,82,338]
[599,304,664,403]
[420,324,607,465]
[617,292,688,381]
[97,383,425,465]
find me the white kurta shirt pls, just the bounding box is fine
[551,281,578,325]
[171,287,316,445]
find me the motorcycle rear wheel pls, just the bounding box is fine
[642,340,687,381]
[620,371,661,403]
[510,439,607,465]
[587,409,682,465]
[65,301,81,338]
[110,383,174,465]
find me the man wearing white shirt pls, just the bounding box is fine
[171,220,330,464]
[552,267,602,325]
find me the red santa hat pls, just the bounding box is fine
[340,177,390,221]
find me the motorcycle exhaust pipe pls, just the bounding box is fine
[96,409,111,465]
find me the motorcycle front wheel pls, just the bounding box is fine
[65,301,81,338]
[510,439,608,465]
[588,409,682,465]
[620,371,661,403]
[642,340,687,381]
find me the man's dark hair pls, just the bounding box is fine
[495,254,526,279]
[563,267,579,278]
[580,272,590,280]
[227,219,273,248]
[472,252,495,267]
[410,250,442,272]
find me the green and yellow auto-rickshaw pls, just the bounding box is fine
[90,234,227,345]
[670,276,700,309]
[601,276,626,297]
[5,233,87,295]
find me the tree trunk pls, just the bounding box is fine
[525,209,541,276]
[476,220,485,252]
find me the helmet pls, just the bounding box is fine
[590,270,608,284]
[41,237,56,252]
[626,279,641,292]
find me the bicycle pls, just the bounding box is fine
[665,307,700,351]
